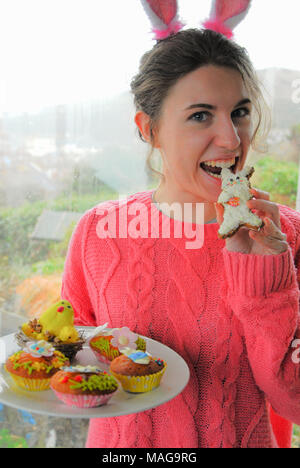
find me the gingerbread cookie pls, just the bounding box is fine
[217,166,264,239]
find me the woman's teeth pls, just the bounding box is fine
[200,156,238,179]
[204,157,236,168]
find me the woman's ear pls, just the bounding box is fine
[134,111,160,148]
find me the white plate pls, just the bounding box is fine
[0,327,190,419]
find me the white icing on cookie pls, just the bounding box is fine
[217,166,263,238]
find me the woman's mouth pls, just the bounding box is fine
[199,156,239,179]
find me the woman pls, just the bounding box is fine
[61,29,300,448]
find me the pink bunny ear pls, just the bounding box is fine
[203,0,252,39]
[140,0,184,40]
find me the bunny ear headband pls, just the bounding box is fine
[140,0,252,41]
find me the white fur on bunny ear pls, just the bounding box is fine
[223,1,252,31]
[140,0,184,40]
[203,0,251,39]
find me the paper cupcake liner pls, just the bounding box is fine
[8,372,51,391]
[110,363,167,393]
[51,389,115,408]
[90,348,112,365]
[90,341,120,363]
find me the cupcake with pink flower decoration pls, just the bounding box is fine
[5,340,69,391]
[89,324,146,365]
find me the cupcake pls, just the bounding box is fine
[5,340,70,391]
[110,348,167,393]
[89,323,146,365]
[16,300,85,361]
[50,365,118,408]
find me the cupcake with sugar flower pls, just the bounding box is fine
[89,323,146,364]
[109,347,167,393]
[5,340,69,391]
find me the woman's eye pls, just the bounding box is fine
[189,111,210,122]
[231,107,250,119]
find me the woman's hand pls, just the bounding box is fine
[214,188,289,255]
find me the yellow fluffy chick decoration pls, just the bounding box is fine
[39,300,79,343]
[22,300,79,343]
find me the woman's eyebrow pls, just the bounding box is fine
[184,98,251,111]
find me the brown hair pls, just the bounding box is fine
[130,28,271,181]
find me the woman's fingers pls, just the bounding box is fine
[249,216,288,254]
[214,202,224,226]
[246,198,281,230]
[250,187,270,200]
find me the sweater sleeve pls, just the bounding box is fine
[222,245,300,424]
[61,209,97,327]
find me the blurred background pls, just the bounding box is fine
[0,0,300,448]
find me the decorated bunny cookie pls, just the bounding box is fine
[217,166,264,239]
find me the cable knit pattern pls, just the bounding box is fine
[207,282,245,448]
[61,190,300,448]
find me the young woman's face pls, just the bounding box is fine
[153,65,253,202]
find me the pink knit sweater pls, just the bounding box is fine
[61,190,300,448]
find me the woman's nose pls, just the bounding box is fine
[214,117,241,151]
